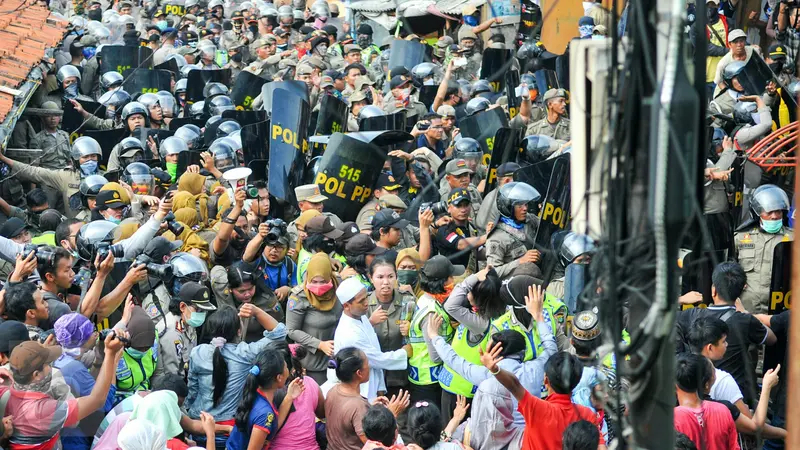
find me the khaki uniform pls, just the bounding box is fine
[10,161,82,218]
[704,147,736,215]
[243,55,281,80]
[452,53,481,81]
[508,106,546,130]
[81,57,101,101]
[152,311,197,383]
[223,60,245,80]
[475,188,500,234]
[141,283,172,327]
[735,225,794,314]
[485,217,541,279]
[153,43,178,66]
[366,289,416,388]
[438,184,483,220]
[31,129,72,170]
[356,198,379,231]
[525,117,571,141]
[287,212,342,249]
[383,98,427,122]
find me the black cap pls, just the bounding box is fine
[0,321,30,354]
[345,234,386,255]
[96,190,126,210]
[390,75,409,90]
[179,281,217,311]
[357,23,373,35]
[306,216,344,239]
[151,168,172,187]
[377,173,401,190]
[143,236,183,262]
[0,218,27,239]
[422,255,465,280]
[337,221,360,241]
[372,209,409,230]
[446,188,471,206]
[322,24,337,36]
[496,162,521,178]
[768,43,787,60]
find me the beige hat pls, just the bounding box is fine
[436,104,456,117]
[295,184,328,203]
[296,64,314,75]
[727,29,747,43]
[354,75,374,91]
[542,88,567,103]
[305,55,326,70]
[344,43,362,54]
[348,90,367,104]
[378,194,407,210]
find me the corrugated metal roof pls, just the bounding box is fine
[348,0,395,13]
[433,0,485,14]
[349,0,486,17]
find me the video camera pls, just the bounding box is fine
[133,254,174,280]
[264,218,288,244]
[420,201,448,216]
[22,244,57,266]
[163,212,186,236]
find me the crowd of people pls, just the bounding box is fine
[0,0,795,449]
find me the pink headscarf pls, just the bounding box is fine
[94,412,132,450]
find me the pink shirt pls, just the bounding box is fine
[270,376,321,450]
[674,402,740,450]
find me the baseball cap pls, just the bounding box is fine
[0,217,27,239]
[571,310,601,341]
[179,281,217,311]
[296,64,314,76]
[497,162,521,178]
[295,184,328,203]
[727,29,747,43]
[768,43,787,60]
[0,321,30,355]
[445,159,473,176]
[337,221,360,241]
[10,341,61,376]
[320,75,334,88]
[344,44,362,54]
[706,0,719,5]
[96,190,126,210]
[446,188,471,205]
[542,88,567,103]
[437,105,456,118]
[143,236,183,262]
[390,75,410,90]
[422,254,465,280]
[345,234,386,256]
[322,24,337,36]
[377,173,401,191]
[372,209,409,230]
[336,276,367,304]
[377,194,407,210]
[306,216,344,239]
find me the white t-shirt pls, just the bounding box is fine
[710,368,744,405]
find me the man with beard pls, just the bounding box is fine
[526,89,571,141]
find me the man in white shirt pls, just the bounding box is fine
[332,277,411,400]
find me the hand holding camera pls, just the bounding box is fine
[133,254,174,280]
[10,249,38,282]
[95,251,116,277]
[263,219,287,244]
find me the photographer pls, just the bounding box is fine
[136,237,184,327]
[776,1,800,62]
[242,220,296,303]
[439,159,483,220]
[434,188,492,273]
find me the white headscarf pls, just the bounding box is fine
[117,419,168,450]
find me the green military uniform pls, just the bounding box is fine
[31,129,72,170]
[367,289,416,388]
[356,198,379,231]
[734,225,794,314]
[485,217,542,279]
[9,160,82,218]
[525,116,571,141]
[407,294,454,386]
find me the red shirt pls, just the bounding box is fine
[0,386,79,450]
[517,391,604,450]
[674,402,740,450]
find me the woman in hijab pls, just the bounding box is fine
[129,390,218,450]
[395,248,423,298]
[167,207,211,263]
[117,420,167,450]
[285,252,342,385]
[292,209,322,265]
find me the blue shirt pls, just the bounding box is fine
[256,256,295,292]
[416,134,445,159]
[226,389,279,450]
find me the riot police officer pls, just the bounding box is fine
[485,182,542,278]
[735,184,794,314]
[546,231,595,301]
[108,137,147,173]
[525,88,570,140]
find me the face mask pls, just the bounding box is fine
[277,43,288,51]
[579,25,594,38]
[769,61,784,73]
[315,44,328,55]
[397,270,418,286]
[80,160,98,176]
[186,310,207,327]
[249,25,258,33]
[126,348,147,360]
[82,47,96,59]
[106,216,122,224]
[15,371,52,393]
[88,9,102,21]
[592,34,605,40]
[357,36,370,48]
[231,52,243,62]
[166,162,178,182]
[464,15,478,26]
[308,281,333,296]
[156,20,168,31]
[707,6,718,21]
[453,57,467,68]
[63,83,79,100]
[761,218,783,234]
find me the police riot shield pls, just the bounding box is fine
[359,111,407,132]
[506,70,521,119]
[314,132,388,222]
[485,127,524,194]
[269,89,310,203]
[517,0,543,44]
[168,118,206,130]
[134,127,174,151]
[515,154,571,284]
[176,150,204,182]
[419,85,438,111]
[122,69,172,95]
[534,69,560,93]
[221,110,268,127]
[458,106,508,156]
[388,40,426,75]
[63,99,106,136]
[162,1,185,16]
[154,58,180,79]
[260,81,309,113]
[729,152,747,230]
[739,54,797,110]
[230,71,266,111]
[679,250,726,309]
[100,45,154,75]
[480,48,513,92]
[311,95,348,158]
[81,128,127,168]
[764,241,792,371]
[242,120,269,180]
[186,69,232,103]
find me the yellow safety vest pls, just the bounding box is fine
[408,294,453,385]
[490,299,558,362]
[438,323,490,398]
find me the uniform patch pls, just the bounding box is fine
[174,340,183,360]
[147,304,159,318]
[287,298,297,311]
[446,232,458,243]
[739,243,755,249]
[265,413,274,427]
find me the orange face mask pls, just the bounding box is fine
[431,281,455,304]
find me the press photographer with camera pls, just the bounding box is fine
[776,0,800,63]
[242,219,296,303]
[211,188,252,266]
[134,237,183,327]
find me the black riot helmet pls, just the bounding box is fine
[76,221,120,261]
[722,61,746,91]
[454,137,481,155]
[203,82,229,99]
[189,100,205,119]
[207,95,235,116]
[209,138,238,172]
[168,252,209,296]
[358,105,384,119]
[216,119,241,138]
[733,101,757,125]
[121,101,151,127]
[465,97,491,116]
[471,79,492,96]
[100,71,124,90]
[497,182,541,221]
[750,184,790,217]
[521,135,555,165]
[558,232,595,267]
[123,162,154,195]
[174,125,202,149]
[98,89,131,119]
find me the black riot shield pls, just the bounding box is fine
[389,40,426,74]
[154,58,180,79]
[419,85,438,110]
[485,127,524,194]
[122,69,172,94]
[260,81,309,113]
[100,45,154,75]
[314,132,388,222]
[168,118,206,130]
[186,69,232,103]
[480,49,513,92]
[506,70,521,119]
[241,120,269,180]
[221,110,268,127]
[457,107,508,156]
[81,128,127,168]
[533,69,560,93]
[231,71,267,111]
[679,250,726,310]
[162,1,185,16]
[359,111,407,132]
[764,241,793,371]
[63,99,106,136]
[311,95,348,157]
[515,155,571,284]
[517,0,543,44]
[176,150,204,182]
[729,152,747,230]
[269,89,310,203]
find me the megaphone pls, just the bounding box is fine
[222,167,252,191]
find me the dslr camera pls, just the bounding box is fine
[22,244,57,266]
[133,254,174,280]
[163,212,185,236]
[95,242,125,260]
[264,218,288,244]
[420,201,448,216]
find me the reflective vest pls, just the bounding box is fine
[438,323,490,398]
[602,329,630,370]
[408,294,453,386]
[115,343,158,401]
[490,299,558,362]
